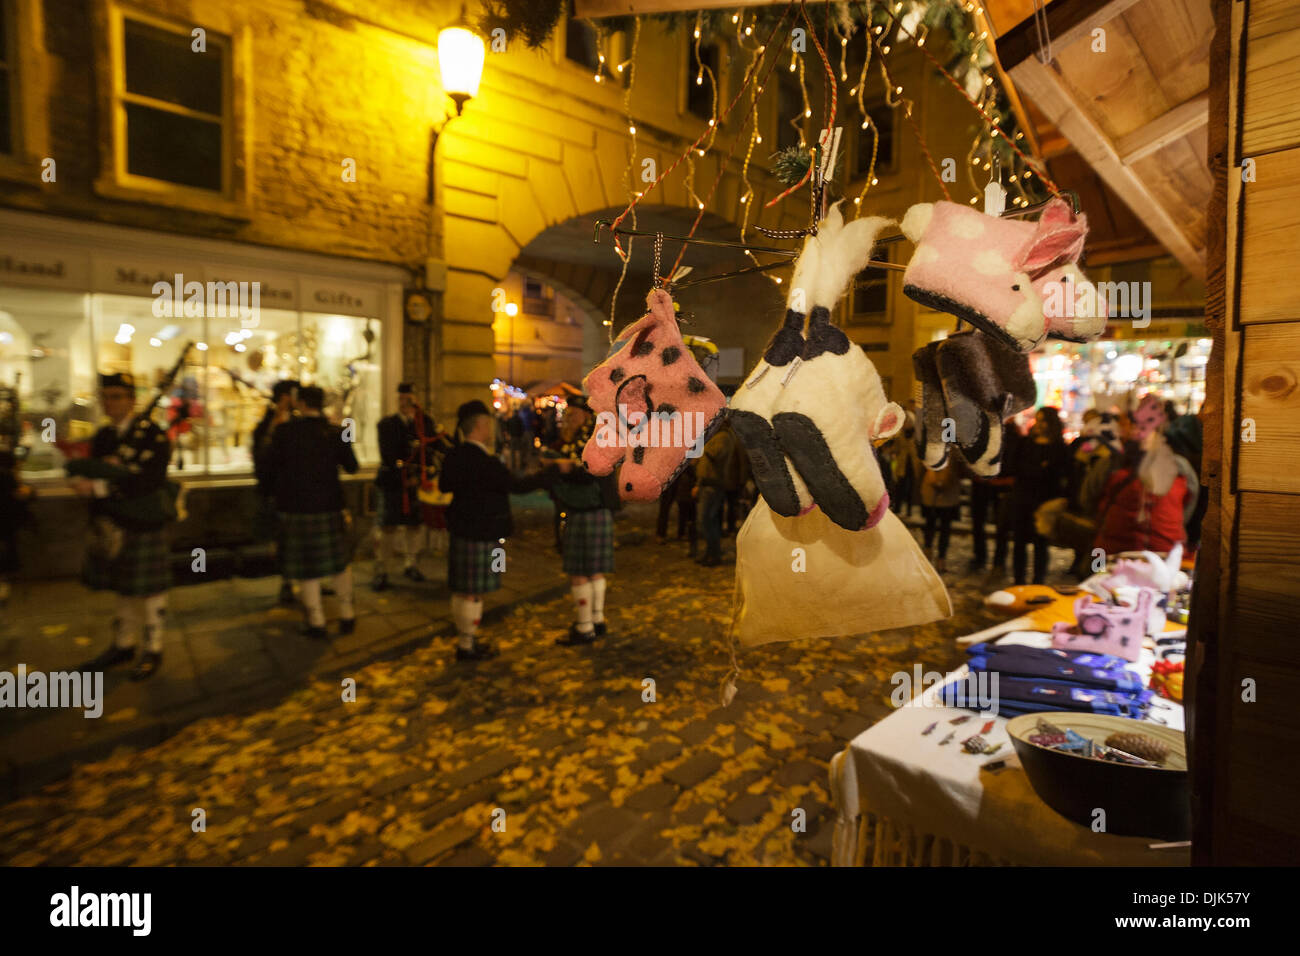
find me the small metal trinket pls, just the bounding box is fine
[962,734,987,754]
[949,715,971,725]
[921,721,937,736]
[938,731,956,746]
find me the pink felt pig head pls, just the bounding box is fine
[901,198,1100,351]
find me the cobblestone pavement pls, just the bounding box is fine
[0,506,1073,866]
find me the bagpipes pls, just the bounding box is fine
[66,343,196,526]
[412,404,454,509]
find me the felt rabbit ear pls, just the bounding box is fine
[872,401,904,441]
[1018,198,1088,274]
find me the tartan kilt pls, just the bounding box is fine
[562,508,614,577]
[447,535,502,594]
[375,480,421,528]
[83,527,171,597]
[278,511,353,581]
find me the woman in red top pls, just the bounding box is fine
[1093,404,1189,555]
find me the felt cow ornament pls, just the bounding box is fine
[1051,592,1152,662]
[729,234,820,518]
[582,288,727,500]
[730,205,903,531]
[899,197,1106,352]
[912,330,1037,474]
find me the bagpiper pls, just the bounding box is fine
[372,383,447,590]
[74,372,175,680]
[438,400,539,662]
[257,385,359,639]
[251,379,299,604]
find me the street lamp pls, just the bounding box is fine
[437,6,485,116]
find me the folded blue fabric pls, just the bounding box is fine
[940,675,1150,718]
[967,653,1145,692]
[965,642,1126,670]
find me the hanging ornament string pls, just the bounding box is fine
[607,18,642,341]
[883,4,1062,197]
[608,3,796,263]
[764,1,838,209]
[662,25,795,284]
[871,28,951,202]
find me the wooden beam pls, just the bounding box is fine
[1117,94,1210,165]
[997,0,1146,70]
[575,0,774,17]
[1009,56,1205,278]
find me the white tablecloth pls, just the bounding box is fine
[830,632,1190,866]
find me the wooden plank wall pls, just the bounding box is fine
[1192,0,1300,864]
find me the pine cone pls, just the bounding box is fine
[1104,732,1169,765]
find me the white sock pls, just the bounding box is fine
[452,594,476,648]
[377,528,396,576]
[143,593,167,652]
[114,597,142,649]
[402,526,419,570]
[335,566,354,619]
[590,576,607,623]
[300,578,325,627]
[572,581,594,633]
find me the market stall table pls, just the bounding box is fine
[830,632,1188,867]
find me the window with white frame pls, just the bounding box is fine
[95,2,248,213]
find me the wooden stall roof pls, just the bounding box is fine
[992,0,1213,278]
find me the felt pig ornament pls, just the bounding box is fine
[582,288,727,500]
[900,197,1105,352]
[1051,592,1152,662]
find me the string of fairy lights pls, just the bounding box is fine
[567,0,1052,294]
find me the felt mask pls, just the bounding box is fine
[899,198,1100,352]
[931,331,1037,475]
[731,497,951,648]
[729,235,819,517]
[775,209,902,531]
[582,288,727,500]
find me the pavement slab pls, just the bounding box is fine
[0,500,1064,865]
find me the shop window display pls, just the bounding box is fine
[0,287,98,479]
[0,284,381,480]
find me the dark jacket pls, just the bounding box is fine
[79,420,172,530]
[259,415,359,514]
[1007,435,1068,508]
[536,464,620,513]
[439,441,535,540]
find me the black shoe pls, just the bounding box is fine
[338,618,356,636]
[371,573,390,592]
[456,640,498,661]
[302,625,330,640]
[130,651,162,681]
[278,582,296,605]
[403,566,426,582]
[593,621,607,638]
[85,644,136,671]
[556,624,597,646]
[696,555,722,567]
[321,585,336,596]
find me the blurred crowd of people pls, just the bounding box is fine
[878,395,1203,584]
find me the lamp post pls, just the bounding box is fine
[426,5,485,423]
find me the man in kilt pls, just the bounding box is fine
[75,373,174,681]
[251,379,299,604]
[372,383,445,590]
[258,385,359,639]
[537,396,617,646]
[438,400,538,662]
